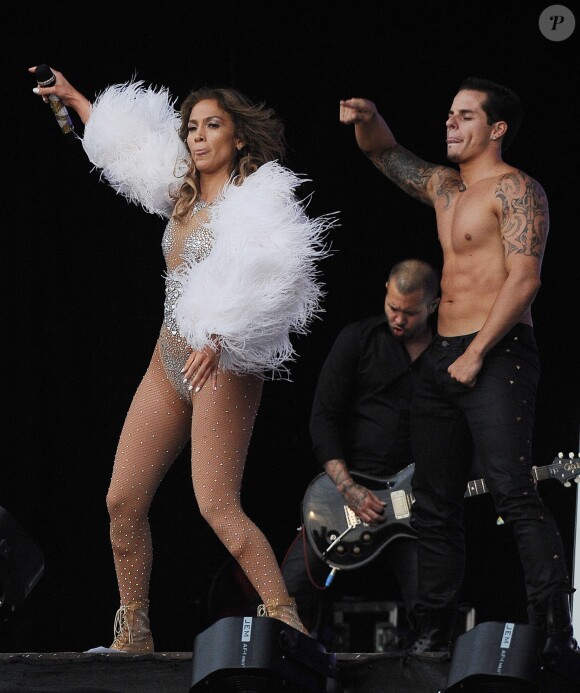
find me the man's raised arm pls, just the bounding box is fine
[340,97,442,206]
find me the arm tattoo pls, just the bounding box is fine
[375,145,437,205]
[324,460,369,511]
[324,459,352,492]
[345,484,368,510]
[496,172,549,260]
[433,168,464,211]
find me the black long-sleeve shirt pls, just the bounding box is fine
[309,315,425,478]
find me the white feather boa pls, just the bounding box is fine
[170,162,334,376]
[82,80,186,218]
[80,80,336,377]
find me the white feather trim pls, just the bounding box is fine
[81,81,187,218]
[169,161,336,377]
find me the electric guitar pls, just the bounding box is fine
[302,453,579,571]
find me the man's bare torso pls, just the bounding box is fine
[432,167,534,336]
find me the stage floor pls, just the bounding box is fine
[0,651,450,693]
[0,648,577,692]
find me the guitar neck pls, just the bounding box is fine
[409,465,554,504]
[463,457,579,498]
[464,468,546,499]
[465,478,489,497]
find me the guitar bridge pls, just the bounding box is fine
[391,490,411,519]
[344,506,361,528]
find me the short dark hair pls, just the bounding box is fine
[388,259,439,302]
[459,77,523,151]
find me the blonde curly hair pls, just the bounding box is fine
[172,86,286,219]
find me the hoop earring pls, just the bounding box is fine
[173,155,191,179]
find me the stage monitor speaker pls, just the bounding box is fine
[445,621,550,692]
[0,506,44,625]
[190,615,338,692]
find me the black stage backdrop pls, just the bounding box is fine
[2,0,578,653]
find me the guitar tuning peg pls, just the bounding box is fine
[564,482,571,487]
[558,452,563,458]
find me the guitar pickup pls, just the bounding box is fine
[391,490,411,519]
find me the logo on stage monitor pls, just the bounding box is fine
[241,616,253,642]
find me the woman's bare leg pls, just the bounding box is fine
[190,373,290,606]
[106,344,192,603]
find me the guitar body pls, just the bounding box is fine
[302,455,579,572]
[301,465,417,571]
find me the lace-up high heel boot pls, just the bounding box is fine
[257,597,310,636]
[86,601,154,654]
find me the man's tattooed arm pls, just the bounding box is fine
[371,144,444,206]
[324,458,369,511]
[496,171,549,261]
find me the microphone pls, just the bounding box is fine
[35,64,75,136]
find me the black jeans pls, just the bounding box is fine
[410,323,570,618]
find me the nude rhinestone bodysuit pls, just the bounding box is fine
[160,200,214,401]
[105,200,290,617]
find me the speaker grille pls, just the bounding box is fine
[455,676,542,693]
[201,670,288,692]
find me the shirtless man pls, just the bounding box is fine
[339,77,578,672]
